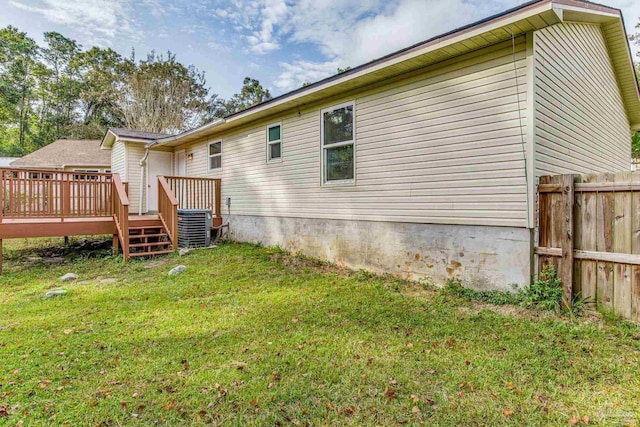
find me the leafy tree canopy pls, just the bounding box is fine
[204,77,272,121]
[0,26,269,156]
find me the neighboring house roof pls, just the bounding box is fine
[10,139,111,169]
[108,128,170,140]
[0,157,20,167]
[100,127,171,149]
[147,0,640,149]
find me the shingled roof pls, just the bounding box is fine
[107,128,170,140]
[10,139,111,169]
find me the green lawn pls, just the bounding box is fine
[1,238,639,426]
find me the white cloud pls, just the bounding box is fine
[9,0,139,46]
[270,0,529,90]
[273,59,339,91]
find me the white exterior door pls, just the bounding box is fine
[146,151,173,212]
[175,150,186,176]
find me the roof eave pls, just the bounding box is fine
[148,0,640,146]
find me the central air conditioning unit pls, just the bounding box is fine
[177,209,212,248]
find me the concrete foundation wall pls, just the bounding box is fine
[229,215,532,291]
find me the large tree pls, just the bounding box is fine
[205,77,272,121]
[0,25,226,156]
[36,32,83,143]
[75,47,128,129]
[0,26,38,154]
[120,51,208,134]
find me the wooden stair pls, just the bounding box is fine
[127,217,174,258]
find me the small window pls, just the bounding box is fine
[267,123,282,162]
[208,141,222,170]
[321,102,355,184]
[28,172,53,179]
[73,169,100,180]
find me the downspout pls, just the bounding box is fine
[139,147,150,216]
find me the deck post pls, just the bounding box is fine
[214,179,221,218]
[112,233,119,255]
[62,180,71,221]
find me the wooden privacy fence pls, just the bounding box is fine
[536,172,640,322]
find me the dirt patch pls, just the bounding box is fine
[457,301,603,322]
[143,258,172,269]
[268,252,352,276]
[7,237,112,268]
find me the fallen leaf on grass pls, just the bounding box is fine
[503,409,514,416]
[384,387,397,400]
[291,318,298,323]
[412,405,421,413]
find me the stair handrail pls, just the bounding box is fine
[111,173,130,261]
[157,175,178,250]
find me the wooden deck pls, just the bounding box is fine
[0,215,159,239]
[0,167,222,274]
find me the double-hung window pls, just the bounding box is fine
[208,141,222,170]
[321,101,355,184]
[267,123,282,162]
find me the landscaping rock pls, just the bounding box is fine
[45,289,68,298]
[178,248,190,256]
[168,265,186,276]
[99,278,118,284]
[60,273,79,282]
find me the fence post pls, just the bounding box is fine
[561,174,575,307]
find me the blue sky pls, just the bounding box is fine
[2,0,640,98]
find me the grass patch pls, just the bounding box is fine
[1,238,639,425]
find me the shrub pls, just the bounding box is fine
[520,265,563,312]
[445,265,583,315]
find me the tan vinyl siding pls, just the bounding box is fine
[126,143,146,213]
[533,22,630,176]
[110,140,126,179]
[180,37,531,228]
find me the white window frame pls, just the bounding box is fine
[208,140,222,171]
[320,100,356,186]
[266,122,283,163]
[73,169,100,173]
[72,169,101,180]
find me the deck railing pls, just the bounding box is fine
[111,174,130,260]
[1,167,113,220]
[163,176,221,216]
[157,176,178,249]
